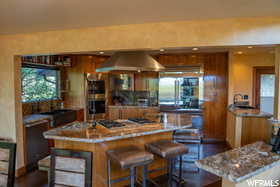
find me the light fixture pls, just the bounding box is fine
[159,49,165,52]
[237,51,243,55]
[192,47,199,51]
[99,51,104,55]
[248,46,253,49]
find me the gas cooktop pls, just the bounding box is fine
[128,118,155,124]
[97,120,125,129]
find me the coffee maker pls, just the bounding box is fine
[272,128,280,154]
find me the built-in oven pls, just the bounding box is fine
[86,74,106,121]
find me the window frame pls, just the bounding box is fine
[21,63,61,103]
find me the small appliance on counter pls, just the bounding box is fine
[272,129,280,154]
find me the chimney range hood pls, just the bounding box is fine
[96,51,165,72]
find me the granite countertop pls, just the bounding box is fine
[196,141,280,183]
[23,114,52,126]
[229,108,272,118]
[43,120,191,143]
[108,105,159,109]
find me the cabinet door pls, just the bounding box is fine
[108,108,120,120]
[120,108,137,119]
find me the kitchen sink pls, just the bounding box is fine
[40,109,74,115]
[235,105,255,109]
[40,109,77,127]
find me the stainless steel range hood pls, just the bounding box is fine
[96,51,165,72]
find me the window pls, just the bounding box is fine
[21,66,60,102]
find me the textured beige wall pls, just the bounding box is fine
[228,52,275,105]
[0,16,280,169]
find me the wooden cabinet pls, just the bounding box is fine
[76,108,85,121]
[108,106,159,120]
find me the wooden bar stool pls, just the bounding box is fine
[49,148,93,187]
[0,141,16,187]
[145,140,188,187]
[106,145,154,187]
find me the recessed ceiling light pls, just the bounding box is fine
[159,49,165,52]
[99,51,104,54]
[192,47,199,51]
[248,46,253,49]
[237,51,243,55]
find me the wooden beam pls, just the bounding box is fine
[274,45,280,120]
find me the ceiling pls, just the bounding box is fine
[1,0,280,35]
[66,45,275,56]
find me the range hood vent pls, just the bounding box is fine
[96,51,165,72]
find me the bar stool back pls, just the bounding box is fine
[49,148,92,187]
[0,141,16,187]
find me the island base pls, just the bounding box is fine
[54,131,172,187]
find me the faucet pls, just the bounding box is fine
[233,94,243,105]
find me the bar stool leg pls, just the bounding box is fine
[107,159,111,187]
[179,156,183,181]
[168,159,173,187]
[142,165,148,187]
[130,167,135,187]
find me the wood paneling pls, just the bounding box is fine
[203,53,228,140]
[226,111,272,148]
[241,117,272,146]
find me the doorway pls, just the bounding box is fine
[253,66,275,114]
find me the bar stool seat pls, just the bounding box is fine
[107,146,153,169]
[145,140,188,187]
[145,140,188,159]
[106,146,154,187]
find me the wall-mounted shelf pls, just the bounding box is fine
[21,55,72,67]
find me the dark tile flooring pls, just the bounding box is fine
[15,142,229,187]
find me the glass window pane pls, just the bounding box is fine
[159,78,175,105]
[21,67,59,102]
[260,74,275,114]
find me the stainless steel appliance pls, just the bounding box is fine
[128,118,155,124]
[96,51,165,72]
[97,120,125,128]
[86,73,106,121]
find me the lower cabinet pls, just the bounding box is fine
[108,106,159,120]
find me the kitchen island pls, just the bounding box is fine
[196,141,280,187]
[44,120,191,187]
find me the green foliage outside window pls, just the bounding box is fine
[21,67,60,102]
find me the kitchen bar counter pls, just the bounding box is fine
[23,114,51,126]
[44,120,191,143]
[196,141,280,186]
[43,120,191,187]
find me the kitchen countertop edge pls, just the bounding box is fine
[44,123,191,143]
